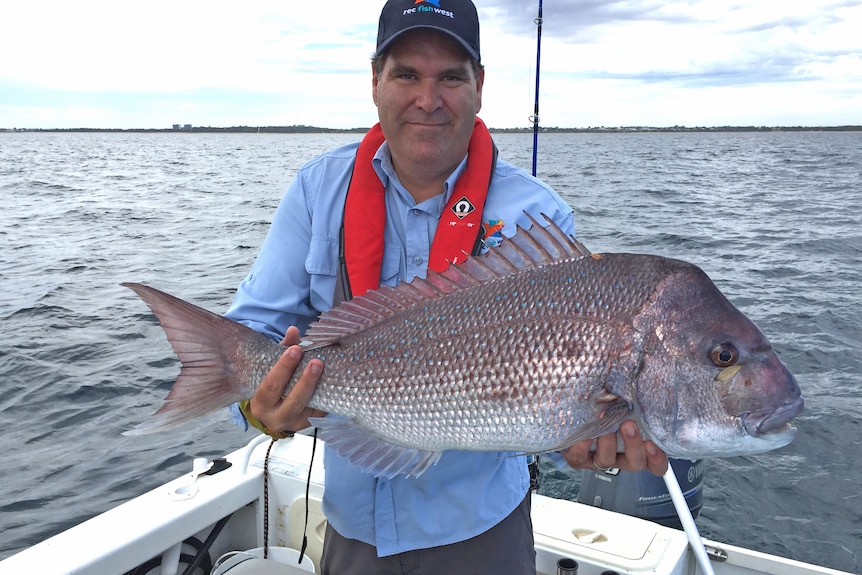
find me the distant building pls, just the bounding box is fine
[172,124,193,131]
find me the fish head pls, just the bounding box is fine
[633,259,803,459]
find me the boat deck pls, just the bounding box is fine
[0,434,852,575]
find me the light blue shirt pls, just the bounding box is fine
[226,138,574,557]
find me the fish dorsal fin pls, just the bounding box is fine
[303,213,590,347]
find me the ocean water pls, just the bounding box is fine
[0,130,859,572]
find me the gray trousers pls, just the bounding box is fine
[319,493,536,575]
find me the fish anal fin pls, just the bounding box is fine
[309,417,441,478]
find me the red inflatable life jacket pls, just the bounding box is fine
[341,118,496,298]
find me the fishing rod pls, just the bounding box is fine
[664,468,717,575]
[530,0,543,177]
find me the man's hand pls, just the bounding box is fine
[560,421,668,476]
[248,326,327,435]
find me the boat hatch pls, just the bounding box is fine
[532,493,678,573]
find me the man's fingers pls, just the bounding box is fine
[591,432,619,469]
[614,421,646,471]
[559,421,668,476]
[613,422,668,475]
[278,325,301,347]
[249,344,327,434]
[278,358,323,417]
[257,346,303,400]
[273,358,326,433]
[645,441,669,476]
[560,439,592,469]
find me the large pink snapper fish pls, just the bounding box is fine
[123,216,803,478]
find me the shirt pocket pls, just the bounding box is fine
[306,234,339,311]
[379,242,404,288]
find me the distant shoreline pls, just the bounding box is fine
[3,124,861,134]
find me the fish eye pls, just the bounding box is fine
[710,343,738,367]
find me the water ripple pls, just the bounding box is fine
[0,130,859,572]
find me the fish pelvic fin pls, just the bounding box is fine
[309,417,442,479]
[304,213,591,347]
[122,282,269,435]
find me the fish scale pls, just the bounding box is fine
[123,216,803,478]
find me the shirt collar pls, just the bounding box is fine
[372,141,469,213]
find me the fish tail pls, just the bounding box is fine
[121,282,268,436]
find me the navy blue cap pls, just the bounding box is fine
[377,0,481,62]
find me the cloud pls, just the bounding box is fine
[481,0,862,90]
[1,1,374,93]
[1,0,860,128]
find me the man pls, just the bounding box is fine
[226,1,667,573]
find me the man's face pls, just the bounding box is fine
[372,29,484,181]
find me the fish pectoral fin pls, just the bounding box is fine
[548,401,632,452]
[309,417,442,479]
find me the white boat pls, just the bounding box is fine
[1,433,852,575]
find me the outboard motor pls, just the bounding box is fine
[577,458,704,529]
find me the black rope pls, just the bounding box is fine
[298,427,319,565]
[124,520,224,575]
[179,515,231,575]
[529,455,541,491]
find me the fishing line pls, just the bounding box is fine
[298,427,319,566]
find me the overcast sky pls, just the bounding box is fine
[2,0,860,129]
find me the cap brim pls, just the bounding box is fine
[377,26,480,62]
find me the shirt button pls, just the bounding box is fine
[413,256,423,266]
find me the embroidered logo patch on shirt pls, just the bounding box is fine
[451,196,476,219]
[483,219,505,247]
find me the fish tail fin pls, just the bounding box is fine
[121,282,267,436]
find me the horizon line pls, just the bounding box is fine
[4,124,862,134]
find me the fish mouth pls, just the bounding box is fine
[742,397,804,438]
